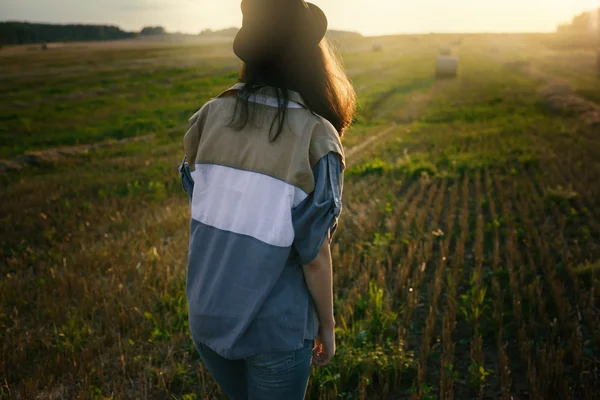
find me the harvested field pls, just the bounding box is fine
[1,33,599,399]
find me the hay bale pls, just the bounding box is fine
[436,55,458,79]
[372,43,383,52]
[440,46,452,56]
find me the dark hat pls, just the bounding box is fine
[233,0,328,63]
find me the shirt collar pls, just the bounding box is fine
[217,83,308,109]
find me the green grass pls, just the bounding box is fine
[0,61,239,157]
[1,33,599,399]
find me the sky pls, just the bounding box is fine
[1,0,598,36]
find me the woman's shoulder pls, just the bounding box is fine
[188,83,245,124]
[298,111,339,145]
[312,113,338,137]
[188,97,225,127]
[306,113,345,169]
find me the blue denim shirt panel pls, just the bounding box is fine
[291,152,344,265]
[179,156,194,201]
[182,152,343,357]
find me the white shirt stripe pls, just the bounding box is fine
[191,164,309,248]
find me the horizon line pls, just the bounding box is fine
[0,19,568,37]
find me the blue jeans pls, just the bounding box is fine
[195,340,313,400]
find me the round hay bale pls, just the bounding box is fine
[436,55,458,79]
[372,43,383,52]
[440,46,452,56]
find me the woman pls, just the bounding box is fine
[179,0,356,398]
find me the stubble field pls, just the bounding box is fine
[1,33,599,399]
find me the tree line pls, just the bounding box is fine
[557,8,600,35]
[0,22,170,45]
[0,22,363,46]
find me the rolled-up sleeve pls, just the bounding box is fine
[179,156,194,201]
[292,152,344,265]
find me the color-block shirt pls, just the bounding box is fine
[180,83,344,359]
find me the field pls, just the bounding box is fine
[1,33,599,399]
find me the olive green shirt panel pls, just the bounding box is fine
[308,116,345,171]
[191,98,316,194]
[183,101,212,171]
[184,95,344,195]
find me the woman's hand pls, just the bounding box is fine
[312,324,336,366]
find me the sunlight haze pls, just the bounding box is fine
[1,0,598,35]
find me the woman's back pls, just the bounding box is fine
[183,83,344,359]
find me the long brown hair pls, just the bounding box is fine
[231,38,356,140]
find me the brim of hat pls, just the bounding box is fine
[233,2,328,64]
